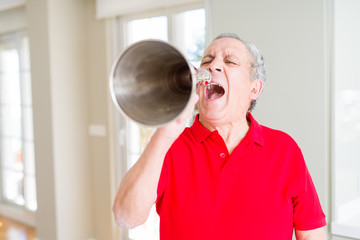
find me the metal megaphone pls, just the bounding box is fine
[109,39,210,127]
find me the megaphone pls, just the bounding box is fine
[109,39,210,127]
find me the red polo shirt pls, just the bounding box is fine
[156,114,326,239]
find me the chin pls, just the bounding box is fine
[199,108,227,122]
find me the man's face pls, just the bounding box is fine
[197,37,256,124]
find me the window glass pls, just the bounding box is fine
[2,169,25,205]
[0,46,21,105]
[1,137,23,171]
[25,176,37,211]
[183,9,206,68]
[1,106,22,137]
[332,0,360,238]
[0,33,37,211]
[127,16,168,45]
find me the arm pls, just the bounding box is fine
[112,94,198,229]
[295,227,327,240]
[112,128,173,229]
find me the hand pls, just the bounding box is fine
[156,93,199,141]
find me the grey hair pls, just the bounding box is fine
[212,33,266,112]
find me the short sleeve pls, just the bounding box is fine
[155,155,168,204]
[292,157,326,230]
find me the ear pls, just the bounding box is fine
[250,79,263,100]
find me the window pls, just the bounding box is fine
[117,7,205,240]
[332,0,360,238]
[0,32,37,212]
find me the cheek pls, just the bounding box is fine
[228,80,252,105]
[229,79,250,95]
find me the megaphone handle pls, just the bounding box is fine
[195,68,211,87]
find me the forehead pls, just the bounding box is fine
[204,38,249,58]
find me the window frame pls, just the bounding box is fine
[0,30,36,226]
[117,2,204,50]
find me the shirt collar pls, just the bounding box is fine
[190,113,264,146]
[246,113,265,146]
[190,114,212,143]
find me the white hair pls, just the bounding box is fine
[212,33,266,111]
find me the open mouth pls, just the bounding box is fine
[205,83,225,100]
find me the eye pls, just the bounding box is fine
[225,60,237,65]
[201,61,211,66]
[224,55,239,65]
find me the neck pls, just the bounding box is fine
[199,114,250,154]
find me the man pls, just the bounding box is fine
[113,33,327,239]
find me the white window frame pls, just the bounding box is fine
[0,30,36,227]
[117,2,204,51]
[331,0,360,239]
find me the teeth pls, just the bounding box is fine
[206,83,221,90]
[205,83,225,100]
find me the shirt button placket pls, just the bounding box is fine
[220,153,226,158]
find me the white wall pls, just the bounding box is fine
[85,1,116,239]
[0,6,26,33]
[207,0,330,231]
[48,0,93,239]
[27,0,98,239]
[26,0,57,238]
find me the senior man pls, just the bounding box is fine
[113,33,327,240]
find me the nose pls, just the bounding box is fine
[210,66,222,72]
[208,60,223,73]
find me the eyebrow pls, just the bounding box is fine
[224,54,240,61]
[200,53,242,65]
[201,54,214,60]
[202,53,240,60]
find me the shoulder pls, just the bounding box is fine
[261,125,299,147]
[168,127,196,151]
[178,127,195,142]
[248,114,298,149]
[259,124,305,165]
[259,125,309,186]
